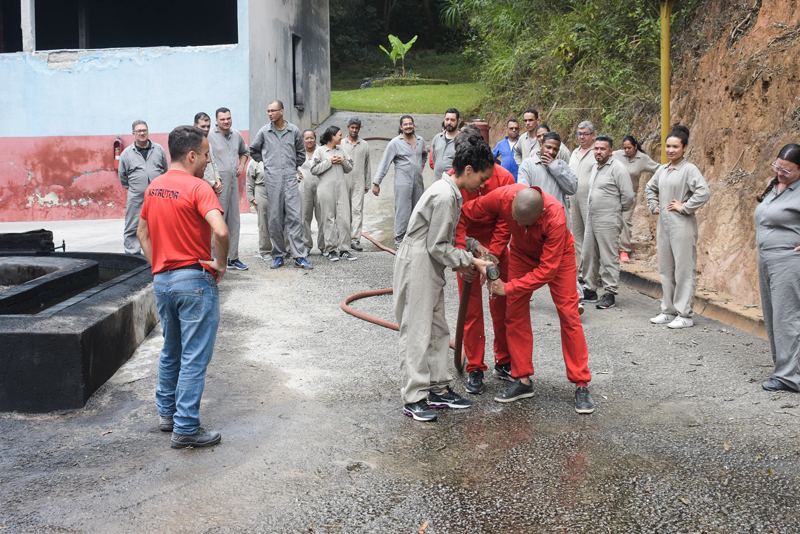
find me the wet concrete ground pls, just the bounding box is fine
[1,114,799,533]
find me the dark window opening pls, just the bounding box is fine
[292,34,303,111]
[35,0,237,51]
[1,0,23,53]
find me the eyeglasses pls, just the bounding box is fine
[508,127,519,130]
[577,132,593,137]
[267,109,281,113]
[771,162,795,175]
[134,129,148,134]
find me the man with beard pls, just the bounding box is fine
[430,108,460,180]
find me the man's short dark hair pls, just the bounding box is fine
[595,134,613,148]
[507,119,519,126]
[168,125,205,162]
[302,129,316,137]
[215,107,231,118]
[535,124,551,134]
[194,112,210,124]
[542,131,561,145]
[452,143,494,175]
[270,100,285,110]
[398,115,414,134]
[523,108,539,119]
[348,117,362,127]
[445,108,460,121]
[132,120,147,132]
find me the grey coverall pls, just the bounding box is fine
[581,158,635,295]
[569,147,596,272]
[341,138,371,243]
[645,160,710,317]
[513,132,538,164]
[517,155,578,229]
[310,145,354,254]
[202,143,222,189]
[249,122,308,260]
[612,149,660,253]
[755,178,800,391]
[208,127,248,261]
[394,175,473,404]
[245,159,272,257]
[373,134,428,246]
[299,151,325,253]
[118,141,167,255]
[430,131,456,182]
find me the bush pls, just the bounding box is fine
[370,78,449,88]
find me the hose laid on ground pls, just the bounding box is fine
[340,232,456,350]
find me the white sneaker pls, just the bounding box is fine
[667,316,694,329]
[650,313,676,324]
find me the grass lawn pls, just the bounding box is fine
[331,83,485,115]
[331,51,475,91]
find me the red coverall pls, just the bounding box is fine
[459,184,591,385]
[453,164,516,372]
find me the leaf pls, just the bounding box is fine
[723,442,730,451]
[679,497,689,505]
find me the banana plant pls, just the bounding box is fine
[379,34,417,76]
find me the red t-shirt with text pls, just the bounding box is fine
[140,169,223,275]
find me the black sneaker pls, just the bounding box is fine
[465,370,485,394]
[494,379,535,403]
[575,386,596,414]
[493,363,514,382]
[170,427,222,449]
[427,387,472,409]
[403,400,437,422]
[328,251,340,262]
[596,292,616,309]
[582,289,598,303]
[578,276,586,285]
[350,241,363,251]
[339,250,357,261]
[159,415,174,432]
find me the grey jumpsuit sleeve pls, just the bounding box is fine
[617,166,636,211]
[680,167,711,215]
[310,147,333,176]
[156,146,168,173]
[373,141,397,186]
[549,159,579,196]
[249,129,264,163]
[642,153,661,175]
[513,140,524,165]
[294,129,305,171]
[341,151,354,174]
[425,196,474,269]
[645,169,663,214]
[517,160,533,186]
[245,161,257,203]
[118,153,130,189]
[364,146,372,190]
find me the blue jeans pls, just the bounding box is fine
[154,267,220,435]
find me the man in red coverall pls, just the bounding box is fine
[450,127,516,395]
[459,185,596,414]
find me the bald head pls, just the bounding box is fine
[512,188,545,226]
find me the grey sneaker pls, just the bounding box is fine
[427,387,472,409]
[328,251,340,262]
[339,250,357,261]
[159,415,174,432]
[575,386,596,414]
[403,400,437,422]
[493,362,514,382]
[350,241,363,251]
[465,370,485,394]
[494,380,535,403]
[596,292,616,309]
[582,289,598,303]
[170,427,222,449]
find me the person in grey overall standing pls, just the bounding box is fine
[755,143,800,392]
[118,120,167,255]
[249,100,313,270]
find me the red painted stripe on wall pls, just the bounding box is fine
[0,131,250,222]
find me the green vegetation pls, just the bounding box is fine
[331,83,485,114]
[442,0,701,143]
[370,78,448,88]
[379,34,418,76]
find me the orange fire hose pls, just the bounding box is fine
[340,232,457,351]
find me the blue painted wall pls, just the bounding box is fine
[0,0,249,138]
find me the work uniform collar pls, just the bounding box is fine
[667,159,688,172]
[596,158,613,171]
[267,122,288,134]
[214,126,233,139]
[346,137,361,146]
[134,140,151,152]
[443,173,461,196]
[399,133,421,145]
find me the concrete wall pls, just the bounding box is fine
[249,0,331,135]
[0,0,250,221]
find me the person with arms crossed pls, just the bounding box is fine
[299,129,325,255]
[341,117,371,251]
[569,121,597,277]
[430,108,460,179]
[137,125,228,449]
[193,112,223,196]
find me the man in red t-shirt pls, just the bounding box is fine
[137,125,230,449]
[459,185,595,414]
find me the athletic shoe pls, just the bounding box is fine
[328,251,340,262]
[620,251,630,263]
[269,257,284,269]
[578,302,585,315]
[581,289,598,303]
[667,316,694,329]
[596,292,616,309]
[427,387,472,409]
[649,313,676,324]
[322,251,330,258]
[294,258,313,270]
[493,363,514,382]
[227,259,248,271]
[350,241,363,251]
[159,415,174,432]
[170,428,222,449]
[578,276,586,285]
[762,378,796,392]
[465,370,485,394]
[340,251,357,261]
[494,380,535,403]
[403,400,437,422]
[261,254,272,262]
[575,386,596,414]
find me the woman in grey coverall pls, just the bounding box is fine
[645,126,710,329]
[755,143,800,392]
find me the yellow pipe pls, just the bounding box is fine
[660,0,673,163]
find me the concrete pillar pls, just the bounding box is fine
[21,0,35,52]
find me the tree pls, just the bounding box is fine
[379,34,418,76]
